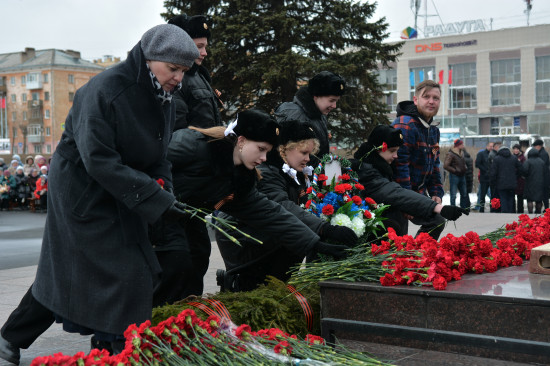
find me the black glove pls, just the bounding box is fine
[440,205,469,221]
[162,201,190,222]
[311,241,350,260]
[321,224,359,247]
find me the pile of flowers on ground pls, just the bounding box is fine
[304,153,388,239]
[31,309,391,366]
[291,211,550,291]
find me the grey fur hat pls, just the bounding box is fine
[141,24,199,68]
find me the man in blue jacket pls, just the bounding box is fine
[391,80,446,240]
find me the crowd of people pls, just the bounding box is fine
[444,138,550,215]
[0,154,50,212]
[1,18,469,365]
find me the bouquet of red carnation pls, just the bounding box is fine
[304,154,388,240]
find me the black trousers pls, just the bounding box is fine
[183,217,211,297]
[407,213,446,241]
[1,285,54,349]
[153,249,192,307]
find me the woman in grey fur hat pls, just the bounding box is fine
[0,24,199,363]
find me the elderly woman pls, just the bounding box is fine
[152,110,352,305]
[215,119,358,292]
[0,24,199,363]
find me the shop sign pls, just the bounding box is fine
[425,19,486,37]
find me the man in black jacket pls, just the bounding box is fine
[532,139,550,210]
[168,14,223,129]
[475,141,493,212]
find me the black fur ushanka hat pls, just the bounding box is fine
[307,71,346,97]
[168,14,211,39]
[231,109,280,147]
[278,120,318,146]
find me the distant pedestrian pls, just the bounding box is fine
[463,148,474,208]
[512,144,526,213]
[490,146,521,213]
[521,148,546,214]
[444,139,468,208]
[531,139,549,210]
[488,141,502,212]
[475,141,493,212]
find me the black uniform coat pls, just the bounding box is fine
[163,129,320,255]
[352,151,437,235]
[275,87,330,157]
[521,149,547,202]
[217,153,326,270]
[173,63,222,130]
[32,42,176,335]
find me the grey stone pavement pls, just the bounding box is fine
[0,198,541,365]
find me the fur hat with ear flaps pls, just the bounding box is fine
[278,119,318,146]
[168,14,211,39]
[232,109,280,148]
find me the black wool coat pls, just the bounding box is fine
[173,63,222,130]
[352,152,437,235]
[521,149,547,202]
[32,42,176,335]
[275,87,330,157]
[162,129,320,256]
[490,147,521,191]
[475,149,491,184]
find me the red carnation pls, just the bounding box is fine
[363,210,372,219]
[156,178,165,189]
[491,198,500,209]
[381,142,388,152]
[355,183,364,190]
[352,195,362,205]
[306,186,313,194]
[432,275,448,290]
[322,204,334,216]
[334,184,346,194]
[365,197,377,206]
[339,174,350,181]
[318,174,328,182]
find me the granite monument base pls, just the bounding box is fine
[320,262,550,364]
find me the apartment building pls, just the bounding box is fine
[0,47,104,156]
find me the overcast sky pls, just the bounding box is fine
[1,0,549,62]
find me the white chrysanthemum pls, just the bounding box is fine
[330,213,352,228]
[351,216,366,237]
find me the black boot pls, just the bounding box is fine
[216,269,226,291]
[90,335,113,354]
[0,333,20,365]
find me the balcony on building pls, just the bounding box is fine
[26,73,43,90]
[27,124,44,144]
[27,100,43,124]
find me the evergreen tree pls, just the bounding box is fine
[162,0,402,149]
